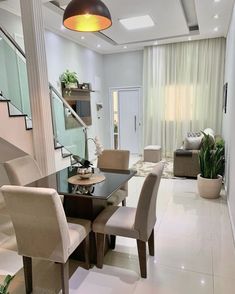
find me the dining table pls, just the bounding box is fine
[26,165,136,263]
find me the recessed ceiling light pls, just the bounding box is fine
[214,27,219,31]
[119,15,154,30]
[214,14,219,19]
[81,36,85,40]
[188,37,192,41]
[123,45,127,49]
[154,40,158,45]
[214,0,220,2]
[97,44,101,48]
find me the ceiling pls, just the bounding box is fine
[0,0,234,54]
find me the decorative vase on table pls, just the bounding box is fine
[197,132,225,199]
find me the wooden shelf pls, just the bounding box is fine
[63,88,95,93]
[61,84,93,126]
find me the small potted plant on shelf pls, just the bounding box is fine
[197,132,225,199]
[0,275,15,294]
[59,69,79,89]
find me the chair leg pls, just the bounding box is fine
[60,261,69,294]
[84,234,90,269]
[148,229,155,256]
[136,240,147,278]
[96,233,105,268]
[22,256,32,294]
[110,235,116,249]
[122,198,126,206]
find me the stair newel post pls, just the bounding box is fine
[19,0,55,176]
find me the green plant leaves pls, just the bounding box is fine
[59,69,78,87]
[199,132,225,179]
[0,275,14,294]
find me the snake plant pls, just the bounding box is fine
[0,275,14,294]
[199,132,225,179]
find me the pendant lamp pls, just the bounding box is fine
[63,0,112,32]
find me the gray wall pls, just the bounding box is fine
[103,50,143,147]
[222,3,235,236]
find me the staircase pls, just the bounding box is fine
[0,25,88,169]
[0,96,33,155]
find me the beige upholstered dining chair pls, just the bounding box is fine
[1,185,91,294]
[92,163,163,278]
[4,155,64,203]
[4,155,42,186]
[97,149,130,206]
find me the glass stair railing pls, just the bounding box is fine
[0,25,88,161]
[0,26,31,128]
[49,84,88,161]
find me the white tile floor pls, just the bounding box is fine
[0,165,235,293]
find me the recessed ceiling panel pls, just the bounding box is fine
[101,0,189,44]
[195,0,235,36]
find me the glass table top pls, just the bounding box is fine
[27,166,136,200]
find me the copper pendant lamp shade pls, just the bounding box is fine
[63,0,112,32]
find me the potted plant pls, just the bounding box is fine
[0,275,14,294]
[197,132,225,199]
[59,70,79,89]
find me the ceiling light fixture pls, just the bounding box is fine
[119,15,154,30]
[188,37,192,41]
[97,44,101,48]
[81,36,85,40]
[214,0,221,2]
[63,0,112,32]
[214,27,219,31]
[214,14,219,19]
[123,45,127,49]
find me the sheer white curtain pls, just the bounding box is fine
[143,38,225,157]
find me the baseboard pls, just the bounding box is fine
[226,184,235,244]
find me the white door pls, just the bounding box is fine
[111,88,140,154]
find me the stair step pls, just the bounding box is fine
[9,114,27,117]
[62,152,72,159]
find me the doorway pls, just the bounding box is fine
[110,87,141,154]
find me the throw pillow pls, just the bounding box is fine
[187,131,202,137]
[203,128,215,144]
[184,136,202,150]
[203,128,215,136]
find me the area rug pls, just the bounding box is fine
[131,158,184,179]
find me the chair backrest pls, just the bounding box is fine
[97,149,130,192]
[97,149,130,170]
[4,155,42,186]
[134,163,164,241]
[1,185,70,263]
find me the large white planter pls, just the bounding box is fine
[197,174,222,199]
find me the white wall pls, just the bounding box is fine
[44,31,106,157]
[103,50,143,147]
[0,7,144,154]
[222,4,235,236]
[0,8,23,37]
[0,6,107,159]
